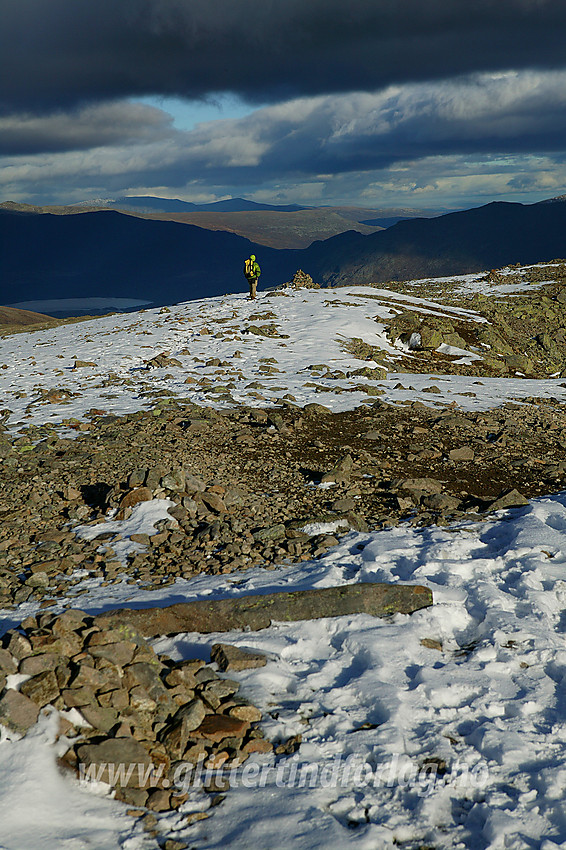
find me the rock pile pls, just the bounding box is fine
[0,610,271,812]
[144,352,183,369]
[283,269,320,289]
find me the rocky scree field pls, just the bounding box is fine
[2,396,566,610]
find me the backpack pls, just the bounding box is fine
[244,259,260,279]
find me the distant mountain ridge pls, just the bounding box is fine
[0,199,444,249]
[109,196,309,213]
[119,208,384,249]
[538,194,566,204]
[0,200,388,250]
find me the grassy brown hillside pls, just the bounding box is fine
[0,305,59,334]
[0,305,112,336]
[0,201,104,215]
[0,202,384,249]
[120,208,384,248]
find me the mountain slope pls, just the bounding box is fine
[305,200,566,284]
[3,271,566,848]
[0,201,388,248]
[0,209,299,306]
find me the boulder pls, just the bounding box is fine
[449,447,475,462]
[194,714,249,743]
[96,582,433,636]
[393,477,443,495]
[321,454,353,485]
[0,689,39,733]
[76,738,153,787]
[422,493,462,512]
[118,487,152,510]
[486,489,529,512]
[19,670,59,708]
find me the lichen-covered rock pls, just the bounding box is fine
[19,670,59,708]
[504,354,533,374]
[416,325,444,350]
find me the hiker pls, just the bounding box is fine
[244,254,261,299]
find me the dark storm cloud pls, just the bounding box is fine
[132,72,566,181]
[2,0,566,112]
[0,102,172,155]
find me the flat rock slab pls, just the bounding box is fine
[95,582,433,637]
[76,738,152,787]
[211,643,267,672]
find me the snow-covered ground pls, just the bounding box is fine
[2,281,566,437]
[2,278,566,849]
[398,263,561,299]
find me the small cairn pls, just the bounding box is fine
[285,269,320,289]
[0,610,273,812]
